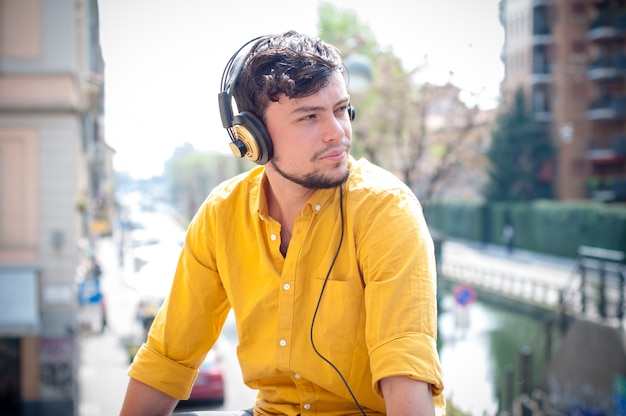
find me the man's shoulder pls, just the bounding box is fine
[205,166,263,205]
[348,157,411,194]
[210,166,263,200]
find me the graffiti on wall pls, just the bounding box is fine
[40,336,75,399]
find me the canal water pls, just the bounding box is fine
[437,289,563,415]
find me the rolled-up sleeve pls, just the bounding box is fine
[128,342,198,399]
[356,187,444,399]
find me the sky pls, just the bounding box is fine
[98,0,504,179]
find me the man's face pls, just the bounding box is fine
[264,71,352,189]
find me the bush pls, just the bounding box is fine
[423,200,626,258]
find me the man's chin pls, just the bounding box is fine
[321,167,349,189]
[270,159,349,189]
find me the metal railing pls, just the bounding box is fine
[559,246,626,327]
[442,259,569,310]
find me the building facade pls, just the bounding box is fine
[0,0,112,414]
[500,0,626,201]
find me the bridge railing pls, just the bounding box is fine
[559,245,625,327]
[442,245,626,328]
[442,260,569,310]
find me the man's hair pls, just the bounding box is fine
[232,30,345,123]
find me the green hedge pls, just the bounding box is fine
[423,200,626,258]
[421,200,484,241]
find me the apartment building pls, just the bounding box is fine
[500,0,626,201]
[0,0,112,414]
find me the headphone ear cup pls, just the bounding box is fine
[231,111,273,165]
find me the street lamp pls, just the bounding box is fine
[344,54,372,94]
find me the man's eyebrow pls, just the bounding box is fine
[291,97,351,114]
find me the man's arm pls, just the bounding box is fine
[380,376,435,416]
[119,378,179,416]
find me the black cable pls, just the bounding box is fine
[309,185,367,416]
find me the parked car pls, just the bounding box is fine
[175,348,225,410]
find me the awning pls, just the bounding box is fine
[0,267,40,336]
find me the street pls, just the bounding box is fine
[78,203,257,415]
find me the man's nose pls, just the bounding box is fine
[323,114,347,142]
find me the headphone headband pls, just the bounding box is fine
[219,36,264,115]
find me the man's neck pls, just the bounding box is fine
[264,171,314,228]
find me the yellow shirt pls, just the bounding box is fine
[129,157,445,415]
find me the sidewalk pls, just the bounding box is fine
[443,236,578,272]
[78,235,141,416]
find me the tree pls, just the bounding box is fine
[317,3,492,202]
[484,88,554,201]
[164,144,248,219]
[317,2,378,57]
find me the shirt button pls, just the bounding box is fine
[315,204,321,211]
[270,234,277,241]
[294,373,301,379]
[279,339,287,347]
[283,283,290,291]
[304,404,311,410]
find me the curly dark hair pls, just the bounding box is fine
[232,30,345,123]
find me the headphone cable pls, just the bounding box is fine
[309,185,367,416]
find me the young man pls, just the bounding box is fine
[120,30,445,415]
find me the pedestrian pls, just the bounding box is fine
[120,30,445,415]
[91,257,102,279]
[502,223,515,254]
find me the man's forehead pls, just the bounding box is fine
[277,73,349,107]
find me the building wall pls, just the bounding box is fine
[550,0,591,199]
[0,0,106,414]
[0,127,38,263]
[501,0,534,102]
[500,0,626,201]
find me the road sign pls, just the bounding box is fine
[78,278,102,305]
[453,284,476,307]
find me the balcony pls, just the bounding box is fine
[532,92,551,122]
[587,148,626,164]
[588,53,626,80]
[533,110,552,123]
[532,29,553,46]
[612,135,626,156]
[587,176,626,202]
[588,11,626,41]
[588,135,626,159]
[531,61,552,84]
[532,12,552,46]
[587,138,626,201]
[588,96,626,120]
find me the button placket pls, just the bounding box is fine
[293,375,316,413]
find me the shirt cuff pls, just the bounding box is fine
[369,332,444,398]
[128,343,198,400]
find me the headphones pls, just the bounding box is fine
[217,35,355,165]
[218,36,273,165]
